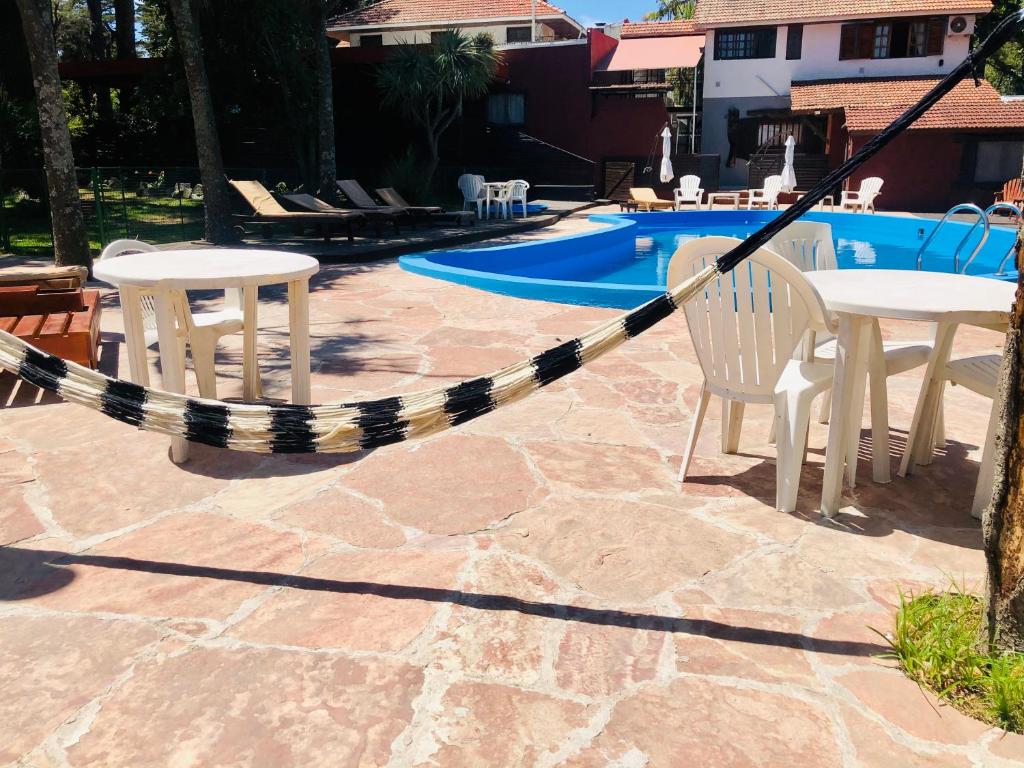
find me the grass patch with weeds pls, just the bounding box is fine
[878,588,1024,732]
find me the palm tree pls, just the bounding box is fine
[13,0,91,268]
[377,30,501,186]
[644,0,696,21]
[165,0,234,243]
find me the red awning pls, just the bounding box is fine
[596,35,703,72]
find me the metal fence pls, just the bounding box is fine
[0,167,296,257]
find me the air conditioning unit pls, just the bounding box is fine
[947,15,975,36]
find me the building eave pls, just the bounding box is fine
[329,13,583,34]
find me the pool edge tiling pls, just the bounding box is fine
[399,211,1019,309]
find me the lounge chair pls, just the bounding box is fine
[994,177,1023,210]
[629,188,675,211]
[0,265,101,369]
[840,176,884,213]
[281,192,401,236]
[747,175,783,210]
[673,175,704,210]
[375,187,475,226]
[228,179,363,242]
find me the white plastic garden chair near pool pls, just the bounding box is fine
[672,233,933,512]
[458,174,486,218]
[98,239,255,399]
[768,221,933,429]
[747,175,783,210]
[841,177,884,213]
[673,175,704,210]
[493,180,530,219]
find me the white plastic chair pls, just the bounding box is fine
[768,221,933,435]
[903,352,1002,518]
[669,236,836,512]
[458,174,486,218]
[841,177,884,213]
[98,239,251,399]
[747,175,783,210]
[673,175,704,210]
[508,180,530,218]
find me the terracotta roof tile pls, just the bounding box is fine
[790,76,1024,133]
[694,0,992,27]
[620,20,702,38]
[330,0,577,28]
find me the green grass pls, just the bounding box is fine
[878,588,1024,732]
[1,190,204,258]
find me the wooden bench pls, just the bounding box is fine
[0,284,102,369]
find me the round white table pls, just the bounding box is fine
[803,269,1016,517]
[94,249,319,462]
[482,181,510,220]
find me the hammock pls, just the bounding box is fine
[2,12,1021,455]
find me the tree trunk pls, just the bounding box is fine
[984,222,1024,653]
[85,0,113,122]
[14,0,91,268]
[114,0,136,58]
[165,0,234,244]
[312,0,338,204]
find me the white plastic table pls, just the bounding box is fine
[803,269,1016,517]
[94,249,319,462]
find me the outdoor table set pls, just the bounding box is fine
[804,269,1015,516]
[94,249,319,463]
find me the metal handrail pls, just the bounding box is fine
[915,203,990,273]
[986,202,1022,275]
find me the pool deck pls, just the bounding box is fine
[2,211,1024,766]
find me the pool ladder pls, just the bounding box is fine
[915,202,1020,275]
[915,203,989,273]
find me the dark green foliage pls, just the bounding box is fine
[643,0,696,22]
[976,0,1024,95]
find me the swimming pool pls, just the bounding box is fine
[400,211,1019,309]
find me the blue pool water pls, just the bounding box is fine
[400,211,1018,309]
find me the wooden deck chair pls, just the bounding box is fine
[375,187,475,226]
[228,179,362,242]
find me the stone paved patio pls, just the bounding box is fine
[2,213,1023,766]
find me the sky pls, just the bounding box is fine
[556,0,660,28]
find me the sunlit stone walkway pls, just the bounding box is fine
[2,218,1022,765]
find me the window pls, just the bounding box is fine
[786,24,803,60]
[839,17,946,60]
[974,141,1024,183]
[632,69,667,85]
[430,31,447,45]
[714,27,777,60]
[487,94,525,125]
[506,26,532,43]
[359,34,382,47]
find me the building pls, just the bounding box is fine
[695,0,1024,209]
[327,5,708,198]
[327,0,585,47]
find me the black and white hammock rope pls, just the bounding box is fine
[2,13,1022,454]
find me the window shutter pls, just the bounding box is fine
[926,17,946,56]
[857,23,876,58]
[839,24,857,59]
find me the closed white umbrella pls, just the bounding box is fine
[659,126,674,183]
[781,134,797,192]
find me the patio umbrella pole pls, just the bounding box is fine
[0,11,1022,454]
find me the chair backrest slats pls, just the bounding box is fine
[458,174,484,201]
[679,175,701,194]
[769,221,837,272]
[668,236,830,399]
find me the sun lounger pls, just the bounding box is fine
[0,265,101,368]
[228,179,363,242]
[375,187,475,226]
[336,179,409,217]
[628,187,675,211]
[281,192,401,236]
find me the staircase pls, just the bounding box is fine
[747,145,828,191]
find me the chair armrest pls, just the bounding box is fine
[840,191,861,204]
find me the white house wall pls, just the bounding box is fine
[348,21,560,46]
[703,20,974,100]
